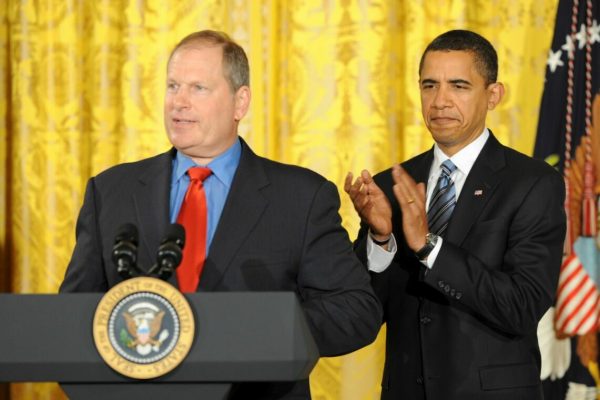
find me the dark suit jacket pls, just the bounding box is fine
[60,138,382,399]
[355,134,566,400]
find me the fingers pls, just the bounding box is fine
[344,171,366,212]
[345,170,374,198]
[360,169,374,185]
[345,169,380,215]
[343,172,354,194]
[392,179,414,208]
[345,174,364,199]
[416,182,426,199]
[392,165,424,208]
[345,169,393,235]
[391,164,415,185]
[392,165,429,250]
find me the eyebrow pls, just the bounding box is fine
[420,78,472,86]
[448,79,472,86]
[420,78,434,85]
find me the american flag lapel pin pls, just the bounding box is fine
[474,189,483,196]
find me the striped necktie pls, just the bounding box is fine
[427,160,457,237]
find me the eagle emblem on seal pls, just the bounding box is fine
[121,301,170,356]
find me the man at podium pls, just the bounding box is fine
[60,30,382,399]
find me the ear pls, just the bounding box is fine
[487,82,505,110]
[234,86,251,121]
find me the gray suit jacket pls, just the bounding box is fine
[61,138,382,399]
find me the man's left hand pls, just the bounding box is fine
[391,164,429,252]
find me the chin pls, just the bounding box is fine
[168,128,195,143]
[167,137,194,152]
[431,131,460,144]
[429,126,455,136]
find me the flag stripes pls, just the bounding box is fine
[555,253,600,335]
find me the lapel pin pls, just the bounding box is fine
[474,189,483,196]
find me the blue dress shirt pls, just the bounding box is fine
[169,139,241,254]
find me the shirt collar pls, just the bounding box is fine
[431,128,489,177]
[173,138,242,188]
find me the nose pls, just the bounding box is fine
[172,87,190,110]
[431,85,451,109]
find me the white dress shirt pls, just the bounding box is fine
[367,129,490,272]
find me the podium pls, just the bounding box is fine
[0,292,319,399]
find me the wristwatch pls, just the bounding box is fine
[414,233,439,260]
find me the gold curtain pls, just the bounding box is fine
[1,1,558,399]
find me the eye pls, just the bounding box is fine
[452,82,470,90]
[194,84,206,91]
[167,82,178,91]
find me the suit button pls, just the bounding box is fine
[444,284,450,293]
[420,316,431,325]
[450,288,456,296]
[438,281,445,288]
[456,292,462,299]
[416,376,423,385]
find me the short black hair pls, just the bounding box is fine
[419,30,498,86]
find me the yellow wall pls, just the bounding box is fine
[0,1,558,398]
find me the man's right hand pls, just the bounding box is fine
[344,170,393,242]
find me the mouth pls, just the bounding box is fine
[171,117,197,127]
[430,116,458,125]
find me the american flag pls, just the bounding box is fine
[533,0,600,399]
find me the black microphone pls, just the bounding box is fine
[148,223,186,280]
[112,223,140,280]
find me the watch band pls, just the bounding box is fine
[415,233,438,259]
[370,233,391,246]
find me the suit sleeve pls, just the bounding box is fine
[59,178,109,292]
[297,180,382,356]
[424,171,566,336]
[354,218,393,320]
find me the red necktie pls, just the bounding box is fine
[176,167,212,292]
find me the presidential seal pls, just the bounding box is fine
[93,277,195,379]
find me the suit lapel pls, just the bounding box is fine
[446,134,505,246]
[405,149,434,185]
[133,150,173,276]
[199,140,269,290]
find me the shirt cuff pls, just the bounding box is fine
[366,233,397,273]
[420,236,443,269]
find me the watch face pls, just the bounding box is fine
[426,233,438,246]
[416,234,438,259]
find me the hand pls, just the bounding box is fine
[391,165,429,251]
[344,170,392,240]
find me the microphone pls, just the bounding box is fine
[112,223,141,280]
[148,223,186,280]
